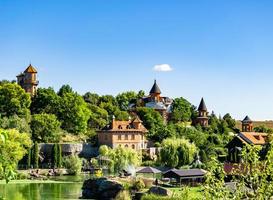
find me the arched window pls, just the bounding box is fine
[132,144,135,149]
[131,134,135,140]
[118,125,123,129]
[125,144,128,148]
[125,134,128,140]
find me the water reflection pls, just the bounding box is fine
[0,181,83,200]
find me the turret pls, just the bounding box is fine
[17,64,38,96]
[242,115,253,132]
[196,98,209,127]
[149,80,161,102]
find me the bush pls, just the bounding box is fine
[133,179,145,191]
[115,190,131,200]
[63,155,82,175]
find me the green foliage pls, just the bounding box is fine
[160,138,196,168]
[31,113,61,142]
[0,83,31,118]
[27,148,32,169]
[223,113,236,129]
[171,97,194,123]
[63,155,82,175]
[254,125,273,133]
[133,179,145,191]
[99,145,141,173]
[83,92,100,105]
[116,91,137,110]
[57,92,91,134]
[136,107,165,141]
[0,129,31,183]
[52,143,62,168]
[204,144,273,199]
[31,87,60,114]
[115,190,132,200]
[33,142,39,169]
[88,105,108,129]
[57,84,73,96]
[0,115,30,133]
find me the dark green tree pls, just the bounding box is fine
[30,113,61,142]
[57,84,73,96]
[57,92,91,134]
[33,142,39,169]
[31,87,60,114]
[171,97,193,123]
[116,91,137,110]
[83,92,100,105]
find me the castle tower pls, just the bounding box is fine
[196,98,209,127]
[17,64,38,96]
[242,115,253,132]
[149,80,161,102]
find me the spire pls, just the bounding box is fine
[242,115,252,123]
[24,64,37,73]
[198,98,207,111]
[149,79,161,94]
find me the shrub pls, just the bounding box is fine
[115,190,131,200]
[133,179,145,191]
[63,155,82,175]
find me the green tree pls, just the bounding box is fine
[0,83,31,118]
[33,142,39,169]
[204,144,273,199]
[0,129,31,183]
[88,105,108,129]
[57,84,73,96]
[116,91,137,110]
[160,138,196,168]
[63,155,82,175]
[254,125,273,133]
[223,113,236,129]
[31,87,60,114]
[99,145,141,173]
[83,92,100,105]
[30,113,61,142]
[171,97,193,123]
[0,115,30,133]
[57,92,91,134]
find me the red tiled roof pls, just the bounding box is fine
[238,132,268,145]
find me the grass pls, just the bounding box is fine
[169,186,203,199]
[0,179,78,184]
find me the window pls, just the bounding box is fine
[118,125,123,129]
[104,134,108,140]
[125,144,128,148]
[118,135,121,140]
[132,144,135,149]
[131,134,135,140]
[125,134,128,140]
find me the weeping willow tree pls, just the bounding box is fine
[99,145,141,173]
[160,138,197,168]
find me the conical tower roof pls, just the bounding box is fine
[149,80,161,94]
[198,98,207,111]
[242,115,252,123]
[24,64,37,73]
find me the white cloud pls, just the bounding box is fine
[153,64,173,72]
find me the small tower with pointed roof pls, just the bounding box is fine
[196,98,209,127]
[242,115,253,132]
[149,80,161,102]
[17,64,38,96]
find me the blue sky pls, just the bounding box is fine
[1,0,273,120]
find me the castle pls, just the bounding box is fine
[17,64,38,96]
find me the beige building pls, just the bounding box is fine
[17,64,38,96]
[98,116,148,150]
